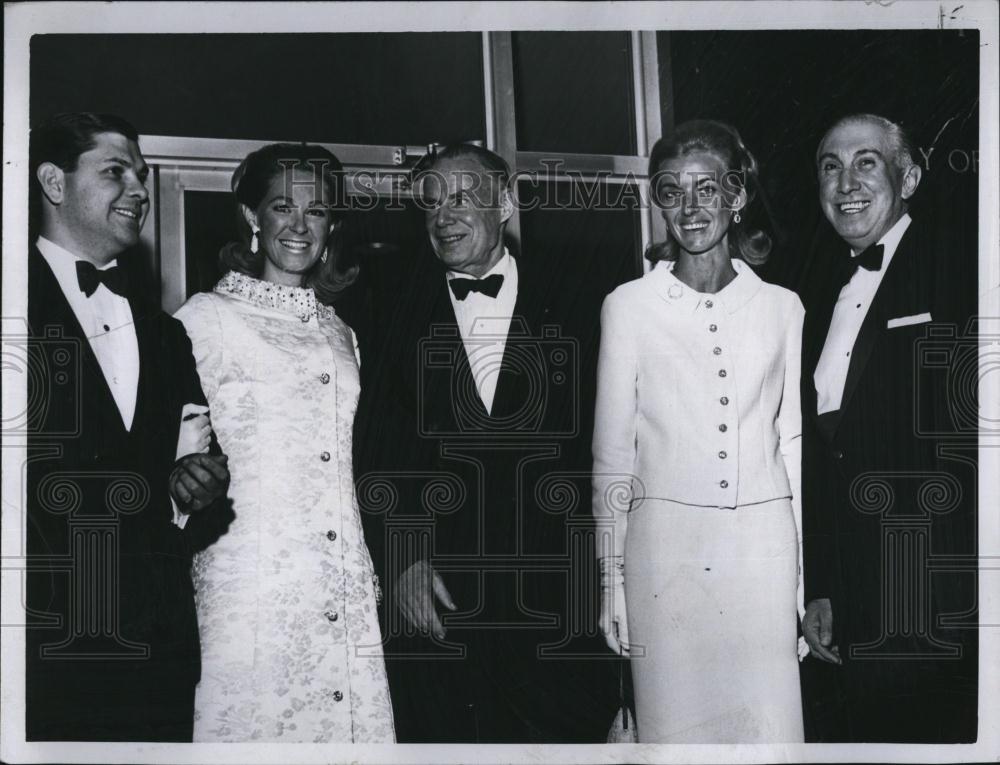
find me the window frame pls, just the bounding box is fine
[140,31,671,312]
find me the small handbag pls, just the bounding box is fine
[606,650,638,743]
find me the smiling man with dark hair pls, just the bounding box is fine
[26,112,230,741]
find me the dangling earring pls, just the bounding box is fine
[733,211,742,224]
[320,249,328,264]
[250,226,260,254]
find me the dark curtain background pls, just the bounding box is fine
[664,30,980,299]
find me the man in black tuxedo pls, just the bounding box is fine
[354,144,616,743]
[26,112,230,741]
[800,113,977,742]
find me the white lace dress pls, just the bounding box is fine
[175,271,394,743]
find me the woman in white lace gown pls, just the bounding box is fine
[174,144,394,743]
[592,121,804,743]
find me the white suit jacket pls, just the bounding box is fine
[592,258,803,522]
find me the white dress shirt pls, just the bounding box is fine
[814,213,912,414]
[445,249,519,414]
[36,236,139,430]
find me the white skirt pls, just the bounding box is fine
[624,497,804,743]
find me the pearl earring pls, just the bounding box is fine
[733,211,742,224]
[250,226,260,254]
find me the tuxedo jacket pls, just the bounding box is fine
[25,247,221,741]
[354,249,616,742]
[800,218,977,687]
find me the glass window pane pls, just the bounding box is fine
[184,191,235,296]
[31,33,485,146]
[513,32,636,155]
[517,179,641,464]
[660,29,980,288]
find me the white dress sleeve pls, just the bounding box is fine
[174,292,225,401]
[591,291,640,560]
[778,292,805,618]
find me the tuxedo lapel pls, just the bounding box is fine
[836,229,919,424]
[490,271,542,423]
[30,248,128,433]
[126,295,161,435]
[423,269,490,430]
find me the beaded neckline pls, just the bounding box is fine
[214,271,336,321]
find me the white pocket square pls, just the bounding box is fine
[887,312,932,329]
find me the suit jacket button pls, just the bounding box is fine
[320,451,331,462]
[326,529,337,541]
[834,450,844,460]
[333,690,344,702]
[319,372,331,384]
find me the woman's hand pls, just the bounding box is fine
[599,555,630,654]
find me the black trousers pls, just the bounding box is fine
[26,657,196,742]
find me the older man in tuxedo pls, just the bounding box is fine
[354,144,616,743]
[26,112,230,741]
[800,113,978,742]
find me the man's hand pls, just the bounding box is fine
[802,597,841,664]
[169,453,229,514]
[393,559,456,640]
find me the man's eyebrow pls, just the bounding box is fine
[817,152,841,165]
[102,155,150,177]
[853,148,885,160]
[101,155,133,167]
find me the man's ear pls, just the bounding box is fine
[36,162,65,206]
[240,203,258,231]
[900,163,922,201]
[499,187,515,225]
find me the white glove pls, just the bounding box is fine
[598,555,630,655]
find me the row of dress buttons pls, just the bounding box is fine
[710,309,732,490]
[319,371,332,460]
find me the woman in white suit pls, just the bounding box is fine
[592,120,805,743]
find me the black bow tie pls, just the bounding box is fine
[76,260,127,298]
[852,243,885,274]
[449,274,504,301]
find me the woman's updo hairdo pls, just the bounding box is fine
[219,143,357,305]
[646,119,772,266]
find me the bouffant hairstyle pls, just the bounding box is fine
[647,119,772,266]
[219,143,357,305]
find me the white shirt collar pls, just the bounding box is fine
[36,235,120,300]
[36,235,119,270]
[851,212,912,262]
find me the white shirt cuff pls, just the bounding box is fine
[171,498,190,530]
